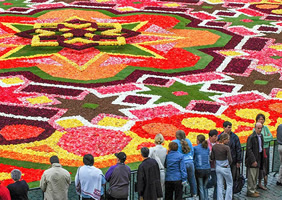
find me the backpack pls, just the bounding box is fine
[150,148,164,170]
[233,168,245,194]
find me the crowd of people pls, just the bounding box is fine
[1,113,282,200]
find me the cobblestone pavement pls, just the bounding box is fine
[186,145,282,200]
[202,172,282,200]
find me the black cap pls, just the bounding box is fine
[115,152,126,162]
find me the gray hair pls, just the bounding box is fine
[11,169,22,181]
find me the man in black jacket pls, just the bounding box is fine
[245,123,264,198]
[136,147,163,200]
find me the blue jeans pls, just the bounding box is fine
[207,170,217,199]
[185,162,197,196]
[196,169,210,200]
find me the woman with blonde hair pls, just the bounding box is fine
[149,133,167,198]
[173,130,197,199]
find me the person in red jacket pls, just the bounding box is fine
[0,183,11,200]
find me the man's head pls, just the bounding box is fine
[11,169,22,182]
[115,152,126,163]
[83,154,94,166]
[223,121,232,134]
[208,129,218,143]
[50,155,59,164]
[141,147,150,158]
[255,122,263,135]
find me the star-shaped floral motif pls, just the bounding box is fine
[185,2,228,14]
[50,93,132,121]
[262,32,282,43]
[226,70,282,95]
[138,81,220,108]
[216,14,276,28]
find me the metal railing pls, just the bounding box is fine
[27,139,281,200]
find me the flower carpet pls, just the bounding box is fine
[0,0,281,186]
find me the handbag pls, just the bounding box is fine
[233,167,245,194]
[76,167,81,194]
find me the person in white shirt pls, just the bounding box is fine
[75,154,106,200]
[149,133,167,198]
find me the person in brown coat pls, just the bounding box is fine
[245,122,264,198]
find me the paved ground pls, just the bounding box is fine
[233,172,282,200]
[186,144,282,200]
[201,172,282,200]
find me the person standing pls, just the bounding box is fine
[75,154,106,200]
[40,156,71,200]
[105,152,131,200]
[245,122,264,198]
[136,147,163,200]
[211,133,233,200]
[254,114,273,190]
[194,135,211,200]
[149,133,167,198]
[165,142,187,200]
[277,124,282,186]
[173,130,197,199]
[0,183,11,200]
[218,121,242,179]
[207,129,218,200]
[7,169,29,200]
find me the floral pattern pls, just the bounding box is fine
[0,0,281,186]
